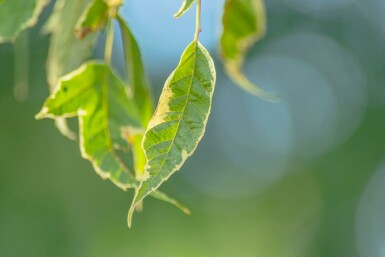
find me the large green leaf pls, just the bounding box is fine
[0,0,49,42]
[128,40,216,226]
[117,13,192,213]
[36,62,142,190]
[174,0,195,18]
[220,0,275,99]
[43,0,98,139]
[117,15,153,128]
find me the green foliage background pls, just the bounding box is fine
[1,0,385,257]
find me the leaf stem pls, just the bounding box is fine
[14,31,29,102]
[194,0,202,41]
[105,19,114,65]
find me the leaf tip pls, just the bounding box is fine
[227,67,279,101]
[35,107,49,120]
[182,207,192,215]
[173,0,195,19]
[251,88,280,102]
[127,188,141,228]
[173,12,183,19]
[127,203,136,228]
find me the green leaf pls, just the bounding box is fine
[43,0,97,89]
[220,0,276,99]
[75,0,109,38]
[127,40,216,226]
[150,191,191,215]
[43,0,98,139]
[117,15,153,181]
[117,15,153,128]
[174,0,195,18]
[36,62,142,190]
[0,0,49,42]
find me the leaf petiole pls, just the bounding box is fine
[104,19,114,65]
[194,0,201,41]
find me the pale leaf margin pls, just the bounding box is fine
[174,0,196,18]
[0,0,49,43]
[35,62,139,190]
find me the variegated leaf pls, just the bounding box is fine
[128,40,216,226]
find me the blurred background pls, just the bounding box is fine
[1,0,385,256]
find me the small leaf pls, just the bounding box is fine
[220,0,276,99]
[0,0,49,42]
[117,16,153,127]
[36,62,142,190]
[44,0,97,88]
[150,191,191,215]
[75,0,109,38]
[43,0,98,139]
[128,40,216,226]
[174,0,196,18]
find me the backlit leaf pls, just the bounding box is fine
[36,62,142,190]
[0,0,49,42]
[128,40,216,226]
[174,0,196,18]
[75,0,109,38]
[43,0,97,90]
[151,191,191,215]
[117,15,153,128]
[43,0,98,139]
[220,0,276,99]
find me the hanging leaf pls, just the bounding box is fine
[116,16,190,218]
[36,62,142,190]
[150,191,191,215]
[43,0,98,139]
[220,0,276,99]
[127,40,216,226]
[44,0,98,90]
[75,0,109,38]
[0,0,49,42]
[174,0,196,18]
[117,15,154,128]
